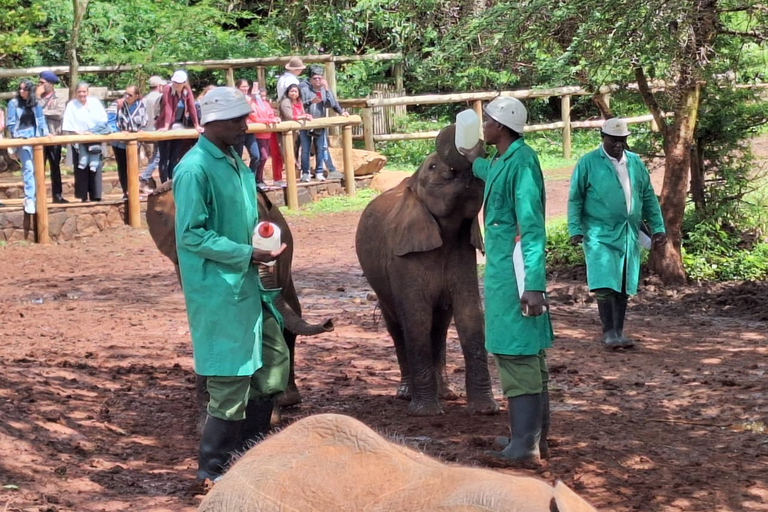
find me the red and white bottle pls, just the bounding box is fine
[253,221,281,266]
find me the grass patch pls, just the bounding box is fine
[280,188,380,217]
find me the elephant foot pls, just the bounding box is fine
[277,384,302,408]
[466,394,500,415]
[396,381,411,401]
[407,399,444,416]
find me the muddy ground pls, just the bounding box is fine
[1,140,768,511]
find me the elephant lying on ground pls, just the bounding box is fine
[146,180,333,408]
[199,413,599,512]
[356,124,498,416]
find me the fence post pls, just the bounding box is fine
[342,125,355,197]
[325,60,339,136]
[283,130,299,209]
[126,140,140,228]
[362,108,375,151]
[473,99,484,139]
[561,94,572,159]
[394,63,404,92]
[226,68,235,87]
[32,145,50,244]
[256,67,266,89]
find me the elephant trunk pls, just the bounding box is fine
[258,266,334,336]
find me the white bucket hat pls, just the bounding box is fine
[602,118,631,137]
[171,70,188,84]
[200,87,252,125]
[485,96,527,134]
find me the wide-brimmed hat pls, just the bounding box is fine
[200,87,252,126]
[285,57,306,71]
[601,118,631,137]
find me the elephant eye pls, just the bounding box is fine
[429,163,437,170]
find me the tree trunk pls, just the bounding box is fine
[689,142,705,212]
[648,84,701,285]
[67,0,89,100]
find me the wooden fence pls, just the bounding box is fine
[0,116,361,244]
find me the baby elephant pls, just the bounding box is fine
[356,126,498,416]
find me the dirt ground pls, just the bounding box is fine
[1,146,768,511]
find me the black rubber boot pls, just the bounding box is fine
[239,396,274,452]
[197,416,244,482]
[486,394,543,463]
[539,390,550,459]
[598,299,622,349]
[613,295,635,348]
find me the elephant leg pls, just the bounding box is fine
[277,330,301,408]
[431,305,458,401]
[381,306,410,400]
[399,302,443,416]
[452,287,499,415]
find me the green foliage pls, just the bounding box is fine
[682,221,768,282]
[280,188,379,217]
[376,113,450,170]
[0,0,47,67]
[545,221,584,268]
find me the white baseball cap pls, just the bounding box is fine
[171,70,188,84]
[200,87,252,125]
[484,97,527,134]
[602,118,631,137]
[148,75,167,87]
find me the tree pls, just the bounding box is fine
[0,0,46,67]
[437,0,768,284]
[67,0,89,99]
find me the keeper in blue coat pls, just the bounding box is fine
[567,118,666,349]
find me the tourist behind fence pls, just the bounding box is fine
[62,82,109,203]
[253,87,283,187]
[460,97,553,465]
[263,89,286,188]
[173,87,289,484]
[7,79,50,214]
[299,66,348,181]
[235,79,263,188]
[37,71,69,204]
[278,84,313,182]
[107,85,147,201]
[276,56,305,102]
[567,118,666,349]
[155,70,202,183]
[138,75,166,192]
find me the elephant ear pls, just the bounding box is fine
[388,180,443,257]
[552,480,599,512]
[470,216,484,255]
[257,187,273,212]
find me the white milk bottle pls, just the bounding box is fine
[252,221,281,266]
[455,109,480,151]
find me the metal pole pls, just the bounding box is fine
[342,125,355,197]
[32,145,50,244]
[126,140,141,227]
[283,130,299,209]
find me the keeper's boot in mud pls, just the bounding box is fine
[613,294,635,348]
[486,394,542,464]
[197,416,243,482]
[239,396,275,452]
[598,299,622,349]
[539,389,550,459]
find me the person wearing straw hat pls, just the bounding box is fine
[567,118,666,350]
[173,87,289,484]
[277,56,306,103]
[460,96,553,466]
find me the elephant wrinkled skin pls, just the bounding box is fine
[199,413,599,512]
[145,180,334,408]
[355,126,498,416]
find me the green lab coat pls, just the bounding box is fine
[473,138,554,356]
[567,147,665,296]
[174,136,279,377]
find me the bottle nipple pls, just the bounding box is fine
[258,222,274,238]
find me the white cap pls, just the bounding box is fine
[602,118,631,137]
[484,97,527,134]
[171,70,188,84]
[148,75,167,87]
[200,87,252,125]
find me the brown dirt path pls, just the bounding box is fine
[0,137,767,511]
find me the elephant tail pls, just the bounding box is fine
[259,266,335,336]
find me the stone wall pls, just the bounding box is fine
[0,203,131,243]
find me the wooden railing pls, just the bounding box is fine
[0,115,362,244]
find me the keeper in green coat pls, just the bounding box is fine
[567,118,666,349]
[461,96,554,465]
[174,87,289,484]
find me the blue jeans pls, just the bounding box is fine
[141,143,159,181]
[19,146,35,202]
[299,129,328,174]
